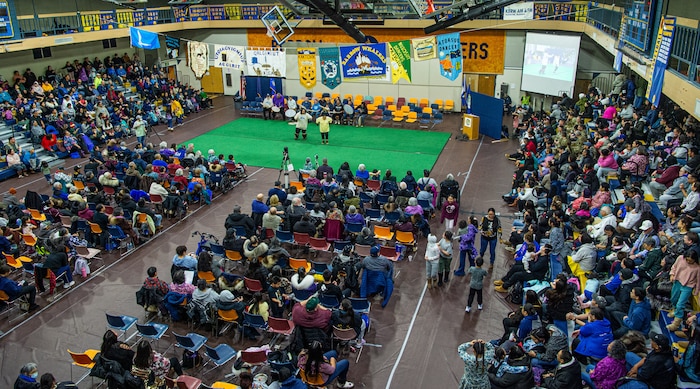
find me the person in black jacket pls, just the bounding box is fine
[100,330,134,372]
[13,362,40,389]
[498,244,551,289]
[620,332,676,389]
[293,215,317,237]
[43,244,74,288]
[488,345,534,389]
[224,205,255,238]
[541,350,582,389]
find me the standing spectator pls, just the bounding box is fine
[316,112,332,145]
[572,307,613,364]
[440,195,459,231]
[425,234,440,289]
[480,208,501,270]
[455,217,479,276]
[667,248,700,331]
[437,230,453,287]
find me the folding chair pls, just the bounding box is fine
[135,322,169,349]
[60,215,73,229]
[105,312,138,339]
[346,222,364,235]
[365,208,382,222]
[0,290,29,322]
[267,317,295,347]
[289,258,311,273]
[243,277,263,293]
[444,99,455,112]
[75,245,103,268]
[202,344,236,375]
[107,225,132,253]
[331,326,358,351]
[354,244,371,257]
[209,243,226,260]
[383,211,401,224]
[333,240,351,253]
[293,288,316,303]
[149,194,164,213]
[165,375,202,389]
[28,208,47,222]
[67,349,100,384]
[197,271,216,283]
[366,180,381,192]
[349,297,371,314]
[395,230,417,248]
[373,225,394,241]
[224,250,243,272]
[173,332,208,354]
[21,233,37,248]
[239,349,268,374]
[276,230,294,244]
[242,311,269,341]
[380,245,400,261]
[310,260,330,273]
[309,236,331,252]
[319,294,340,309]
[215,309,240,337]
[431,112,444,129]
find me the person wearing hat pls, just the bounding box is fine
[316,111,332,145]
[132,114,147,146]
[658,164,691,210]
[620,332,676,389]
[628,220,658,262]
[292,296,331,330]
[616,199,641,235]
[361,245,394,274]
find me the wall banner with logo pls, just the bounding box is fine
[319,47,342,89]
[389,40,412,84]
[213,45,246,69]
[297,48,317,89]
[246,48,287,77]
[339,43,389,80]
[437,33,462,81]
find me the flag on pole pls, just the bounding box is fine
[129,27,160,50]
[461,76,471,114]
[270,78,277,95]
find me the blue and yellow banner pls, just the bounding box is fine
[319,47,342,90]
[339,43,388,79]
[389,40,411,84]
[133,9,146,26]
[437,32,462,81]
[210,6,226,20]
[100,10,116,30]
[298,48,317,89]
[173,6,189,22]
[146,10,159,25]
[647,16,676,106]
[190,6,209,21]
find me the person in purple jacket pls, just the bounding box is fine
[455,216,479,276]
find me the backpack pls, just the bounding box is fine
[181,350,202,369]
[507,281,524,305]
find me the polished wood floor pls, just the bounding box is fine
[0,97,521,388]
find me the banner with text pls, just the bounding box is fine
[213,45,246,69]
[647,16,676,106]
[411,36,437,61]
[319,47,342,89]
[389,40,412,84]
[246,49,286,77]
[437,33,462,81]
[339,43,389,80]
[460,30,505,74]
[165,36,180,59]
[297,48,317,89]
[503,2,534,20]
[188,41,209,79]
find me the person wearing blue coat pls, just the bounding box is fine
[612,286,651,339]
[573,307,613,363]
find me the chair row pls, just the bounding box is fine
[302,92,456,112]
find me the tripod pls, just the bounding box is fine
[146,123,163,142]
[278,152,291,189]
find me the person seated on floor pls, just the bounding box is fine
[581,339,628,389]
[610,286,651,339]
[567,232,597,279]
[620,333,676,389]
[540,350,582,389]
[0,265,39,312]
[495,244,550,293]
[487,344,534,389]
[571,307,613,365]
[297,340,355,388]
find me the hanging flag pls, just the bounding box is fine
[188,41,209,79]
[463,79,472,114]
[212,45,245,69]
[246,48,286,77]
[165,36,180,59]
[647,17,676,106]
[389,40,412,84]
[437,32,462,81]
[270,78,277,95]
[297,48,317,89]
[339,43,388,80]
[319,47,341,90]
[411,36,437,61]
[130,27,160,50]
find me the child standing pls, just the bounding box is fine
[41,161,51,184]
[466,257,488,312]
[441,195,459,231]
[425,234,440,289]
[438,230,454,287]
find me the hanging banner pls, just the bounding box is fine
[133,9,146,26]
[460,30,505,74]
[437,32,462,81]
[319,47,342,90]
[100,10,116,30]
[647,16,676,106]
[339,43,388,79]
[246,48,286,77]
[503,2,534,20]
[173,6,189,22]
[165,36,180,59]
[210,6,225,20]
[297,48,317,89]
[130,27,160,50]
[213,45,246,69]
[188,41,209,79]
[145,10,159,25]
[189,6,209,21]
[389,40,411,84]
[411,36,437,61]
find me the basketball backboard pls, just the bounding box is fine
[261,6,295,46]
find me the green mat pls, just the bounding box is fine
[185,118,449,177]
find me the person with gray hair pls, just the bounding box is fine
[587,205,617,241]
[224,204,255,237]
[14,362,39,388]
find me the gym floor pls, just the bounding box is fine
[0,96,521,388]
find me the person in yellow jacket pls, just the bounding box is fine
[169,99,184,131]
[316,111,332,145]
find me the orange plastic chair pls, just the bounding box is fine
[21,234,37,247]
[72,180,86,191]
[396,230,416,246]
[68,349,100,382]
[289,181,305,192]
[373,225,394,241]
[28,208,47,222]
[289,258,311,272]
[419,98,429,108]
[88,222,103,234]
[197,271,216,283]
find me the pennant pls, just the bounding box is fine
[165,36,180,59]
[437,32,462,81]
[246,48,286,77]
[339,43,388,80]
[212,45,245,69]
[187,41,209,79]
[297,48,317,89]
[270,78,277,95]
[389,40,411,84]
[411,36,437,61]
[319,47,341,90]
[129,27,160,50]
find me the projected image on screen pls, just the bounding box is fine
[521,32,581,96]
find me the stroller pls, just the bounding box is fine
[438,179,460,207]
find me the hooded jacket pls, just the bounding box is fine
[575,318,613,359]
[533,326,569,363]
[542,358,583,389]
[623,298,651,335]
[487,355,534,389]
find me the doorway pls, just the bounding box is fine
[200,67,224,94]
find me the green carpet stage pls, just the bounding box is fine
[185,118,450,177]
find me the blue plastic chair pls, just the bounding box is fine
[346,222,364,234]
[366,208,382,222]
[319,294,340,309]
[135,322,169,348]
[203,344,236,375]
[106,312,138,339]
[276,230,294,244]
[349,297,371,314]
[383,211,401,224]
[232,225,247,238]
[173,332,208,353]
[333,240,351,253]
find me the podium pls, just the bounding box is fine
[462,114,480,140]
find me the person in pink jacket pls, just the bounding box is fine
[667,247,700,331]
[596,148,619,182]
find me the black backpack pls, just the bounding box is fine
[507,282,523,305]
[181,350,202,369]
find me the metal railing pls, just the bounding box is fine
[587,5,622,39]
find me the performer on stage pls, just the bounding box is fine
[294,108,312,141]
[262,94,273,120]
[272,92,285,120]
[316,111,332,145]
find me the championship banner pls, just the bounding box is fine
[166,36,180,59]
[146,10,159,25]
[319,47,342,90]
[389,40,411,84]
[189,6,210,21]
[246,48,286,77]
[213,45,246,69]
[173,6,189,22]
[210,6,225,20]
[297,48,317,89]
[339,43,388,79]
[188,41,209,79]
[647,16,676,106]
[503,2,534,20]
[133,9,146,26]
[411,36,437,61]
[437,33,462,81]
[100,10,116,30]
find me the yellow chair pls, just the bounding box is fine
[405,111,418,125]
[385,96,395,106]
[434,99,444,110]
[72,180,86,191]
[68,349,100,382]
[3,253,24,270]
[387,104,397,112]
[331,93,340,100]
[419,98,429,108]
[408,97,418,106]
[315,92,323,100]
[28,208,47,222]
[212,382,240,389]
[354,94,364,101]
[444,99,455,112]
[22,234,37,247]
[373,96,383,106]
[392,111,405,125]
[197,271,216,283]
[422,107,433,116]
[343,94,353,101]
[400,105,411,114]
[396,230,416,247]
[374,225,394,241]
